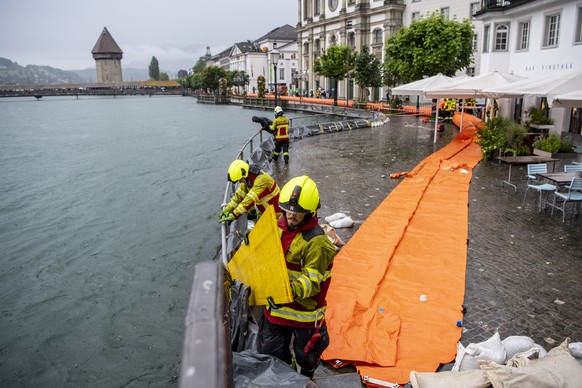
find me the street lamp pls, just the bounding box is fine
[293,70,308,105]
[270,49,280,107]
[345,19,353,108]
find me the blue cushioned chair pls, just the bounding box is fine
[521,163,556,211]
[552,178,582,222]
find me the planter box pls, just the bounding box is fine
[529,124,555,131]
[533,148,578,159]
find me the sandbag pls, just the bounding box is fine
[501,336,536,361]
[325,213,348,222]
[329,216,354,229]
[453,332,506,371]
[480,338,582,388]
[409,369,491,388]
[570,342,582,358]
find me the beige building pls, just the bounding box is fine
[92,27,123,83]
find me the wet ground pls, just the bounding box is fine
[271,115,582,385]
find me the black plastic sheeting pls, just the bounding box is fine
[290,119,372,139]
[233,350,317,388]
[229,281,316,387]
[251,114,375,141]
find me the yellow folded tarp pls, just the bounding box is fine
[227,206,293,306]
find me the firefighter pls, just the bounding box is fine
[262,106,290,164]
[219,160,281,223]
[258,176,336,378]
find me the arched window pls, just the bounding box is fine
[330,34,337,46]
[373,28,383,45]
[348,32,355,48]
[494,24,509,51]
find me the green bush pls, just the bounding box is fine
[525,106,554,126]
[532,133,574,153]
[476,117,529,160]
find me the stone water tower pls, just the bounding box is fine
[91,27,123,83]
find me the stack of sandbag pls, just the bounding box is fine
[409,333,582,388]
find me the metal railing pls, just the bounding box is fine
[220,130,267,268]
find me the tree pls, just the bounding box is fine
[314,45,353,106]
[159,72,169,81]
[384,13,474,84]
[192,59,206,74]
[353,45,383,102]
[228,70,250,95]
[200,66,227,93]
[149,56,160,81]
[177,69,188,78]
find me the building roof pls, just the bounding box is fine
[234,41,261,54]
[91,27,123,54]
[254,24,297,43]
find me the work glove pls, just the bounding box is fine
[219,210,230,220]
[267,296,283,310]
[219,212,235,223]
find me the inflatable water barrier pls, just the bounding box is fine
[321,117,484,385]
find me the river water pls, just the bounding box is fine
[0,96,450,387]
[0,96,265,387]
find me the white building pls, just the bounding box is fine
[475,0,582,141]
[202,25,298,95]
[296,0,484,101]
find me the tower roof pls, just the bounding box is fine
[92,27,123,54]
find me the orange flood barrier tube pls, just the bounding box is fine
[322,114,484,385]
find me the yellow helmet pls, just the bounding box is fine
[279,176,320,214]
[227,160,249,182]
[274,106,283,117]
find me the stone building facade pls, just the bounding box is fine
[92,27,123,83]
[296,0,484,101]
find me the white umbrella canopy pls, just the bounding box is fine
[423,70,526,99]
[391,73,454,96]
[552,89,582,108]
[483,69,582,103]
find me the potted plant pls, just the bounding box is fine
[525,106,554,132]
[476,117,529,160]
[532,133,576,159]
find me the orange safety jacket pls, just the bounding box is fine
[269,116,290,142]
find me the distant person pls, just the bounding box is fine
[258,175,336,379]
[219,160,281,223]
[262,106,290,165]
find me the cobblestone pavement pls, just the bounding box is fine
[272,115,581,382]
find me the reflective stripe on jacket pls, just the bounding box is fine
[269,116,289,141]
[225,173,281,218]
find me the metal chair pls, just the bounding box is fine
[552,178,582,222]
[521,163,556,211]
[564,164,582,172]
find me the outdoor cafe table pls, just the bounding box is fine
[497,155,559,192]
[536,171,582,186]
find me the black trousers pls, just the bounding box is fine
[258,317,329,376]
[273,140,289,161]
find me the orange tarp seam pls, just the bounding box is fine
[322,113,483,385]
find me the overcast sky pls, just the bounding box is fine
[0,0,298,72]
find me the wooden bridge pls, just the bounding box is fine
[0,80,186,99]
